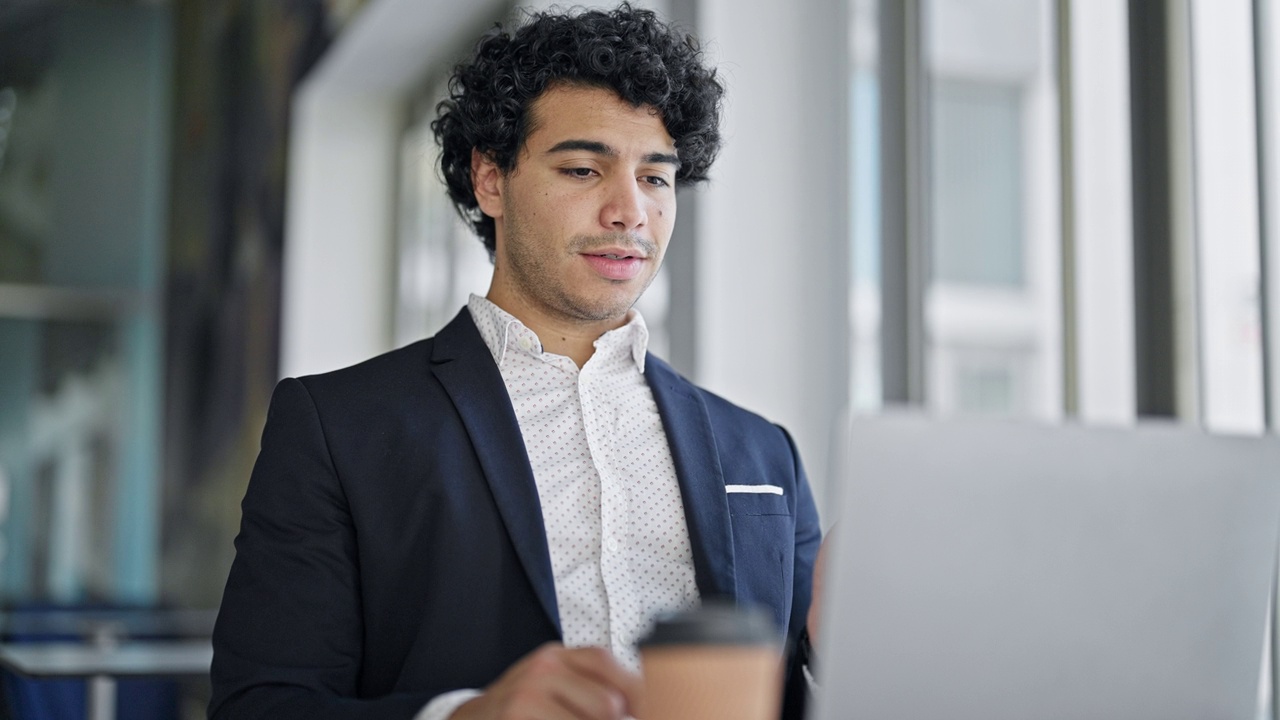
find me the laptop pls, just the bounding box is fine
[811,413,1280,720]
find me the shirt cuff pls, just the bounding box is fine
[415,689,483,720]
[797,625,818,689]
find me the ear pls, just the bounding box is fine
[471,149,504,219]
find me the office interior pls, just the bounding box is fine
[0,0,1277,717]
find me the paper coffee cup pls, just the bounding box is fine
[637,602,783,720]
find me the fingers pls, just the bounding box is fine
[545,671,627,719]
[457,643,638,720]
[559,647,643,711]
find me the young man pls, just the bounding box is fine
[209,5,820,720]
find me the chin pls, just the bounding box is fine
[564,295,639,323]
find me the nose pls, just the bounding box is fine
[599,176,647,231]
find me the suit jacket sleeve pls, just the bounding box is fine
[209,378,432,720]
[783,426,821,641]
[781,426,822,720]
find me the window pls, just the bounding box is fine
[0,5,168,602]
[931,80,1025,289]
[856,0,1144,423]
[393,81,493,348]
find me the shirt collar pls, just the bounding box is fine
[466,293,649,372]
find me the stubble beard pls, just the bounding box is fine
[502,218,661,324]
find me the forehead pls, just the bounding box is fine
[524,84,675,152]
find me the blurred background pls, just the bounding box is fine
[0,0,1276,717]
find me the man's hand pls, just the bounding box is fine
[807,529,833,653]
[452,644,642,720]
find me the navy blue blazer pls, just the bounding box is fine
[210,308,821,720]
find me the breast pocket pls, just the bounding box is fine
[726,492,794,632]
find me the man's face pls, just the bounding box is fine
[473,83,678,327]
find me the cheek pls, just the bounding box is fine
[656,200,676,232]
[539,192,584,227]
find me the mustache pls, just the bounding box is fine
[567,233,658,258]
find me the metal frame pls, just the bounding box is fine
[1057,0,1080,417]
[1127,0,1202,420]
[1252,1,1279,714]
[878,0,928,406]
[1255,0,1276,430]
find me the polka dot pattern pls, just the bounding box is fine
[468,295,700,670]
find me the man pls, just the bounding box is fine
[209,5,821,719]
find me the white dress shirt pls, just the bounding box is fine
[416,296,700,720]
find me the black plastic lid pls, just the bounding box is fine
[637,602,781,648]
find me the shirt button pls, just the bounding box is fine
[606,537,619,553]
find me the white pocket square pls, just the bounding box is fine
[724,484,784,495]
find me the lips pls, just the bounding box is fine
[582,250,646,281]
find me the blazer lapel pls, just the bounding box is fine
[430,309,561,634]
[645,356,737,600]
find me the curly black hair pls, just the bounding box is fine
[432,3,724,256]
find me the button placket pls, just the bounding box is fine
[474,296,698,671]
[587,362,632,658]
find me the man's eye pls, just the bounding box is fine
[643,176,671,188]
[563,167,596,179]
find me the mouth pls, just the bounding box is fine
[584,247,648,261]
[581,249,647,281]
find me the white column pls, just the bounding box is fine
[1071,0,1136,424]
[281,83,400,379]
[1189,0,1265,433]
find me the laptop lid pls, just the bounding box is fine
[812,413,1280,720]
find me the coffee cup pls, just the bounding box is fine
[636,602,783,720]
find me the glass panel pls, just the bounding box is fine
[849,0,881,412]
[0,4,167,603]
[0,318,131,601]
[395,81,506,347]
[0,18,55,285]
[931,80,1024,288]
[924,0,1062,418]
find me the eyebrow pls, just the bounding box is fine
[546,139,681,169]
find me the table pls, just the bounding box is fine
[0,640,213,720]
